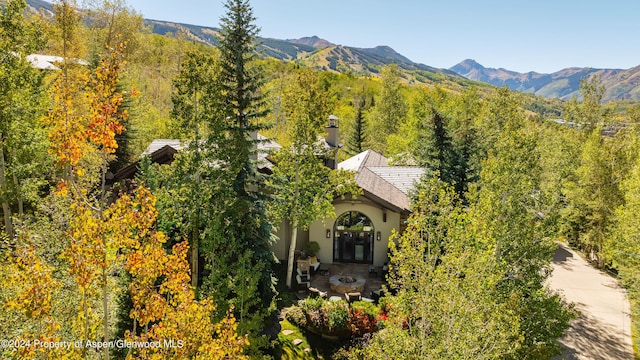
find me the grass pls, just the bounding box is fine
[275,318,350,359]
[276,319,317,359]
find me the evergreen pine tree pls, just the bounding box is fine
[414,108,456,186]
[346,95,368,155]
[201,0,277,349]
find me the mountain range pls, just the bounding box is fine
[450,59,640,102]
[143,18,461,81]
[22,0,640,102]
[141,17,640,102]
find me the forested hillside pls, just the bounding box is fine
[1,0,640,359]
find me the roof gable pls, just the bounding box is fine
[339,150,424,213]
[338,149,388,171]
[143,139,186,155]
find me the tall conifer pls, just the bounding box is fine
[202,0,276,349]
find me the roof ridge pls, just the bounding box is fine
[358,149,372,170]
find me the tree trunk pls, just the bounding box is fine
[0,138,14,238]
[191,92,200,288]
[286,222,298,289]
[191,227,199,287]
[102,266,109,360]
[82,290,88,359]
[12,171,23,220]
[100,157,109,360]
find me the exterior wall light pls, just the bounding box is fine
[326,229,331,238]
[376,231,381,241]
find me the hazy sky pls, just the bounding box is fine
[125,0,639,73]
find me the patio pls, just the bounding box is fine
[300,263,387,299]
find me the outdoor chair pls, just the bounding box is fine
[296,267,310,291]
[308,287,328,299]
[308,256,321,274]
[345,292,361,304]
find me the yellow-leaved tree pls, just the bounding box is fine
[0,240,64,359]
[40,13,246,356]
[110,186,248,359]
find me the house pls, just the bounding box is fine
[26,54,89,70]
[113,134,281,181]
[122,119,424,269]
[271,118,425,267]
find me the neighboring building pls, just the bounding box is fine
[114,134,281,181]
[26,54,89,70]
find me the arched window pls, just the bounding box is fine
[333,211,374,263]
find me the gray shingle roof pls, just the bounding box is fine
[142,135,281,171]
[143,139,186,155]
[367,167,425,195]
[338,150,387,171]
[26,54,89,70]
[339,150,424,212]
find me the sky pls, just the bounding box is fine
[124,0,640,74]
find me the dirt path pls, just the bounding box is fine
[548,243,634,360]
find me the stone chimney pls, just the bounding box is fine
[325,115,340,169]
[325,114,339,147]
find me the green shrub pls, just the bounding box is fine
[349,309,377,336]
[323,300,350,335]
[295,297,385,339]
[304,241,320,257]
[350,301,380,318]
[299,296,324,313]
[349,301,381,336]
[283,306,306,327]
[308,308,325,331]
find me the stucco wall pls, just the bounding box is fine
[308,202,400,267]
[272,220,309,262]
[272,220,288,261]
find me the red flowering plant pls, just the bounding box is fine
[348,301,381,336]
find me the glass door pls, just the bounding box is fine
[333,211,374,264]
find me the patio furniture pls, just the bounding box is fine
[308,287,328,299]
[309,256,321,274]
[296,266,310,291]
[297,257,321,275]
[371,288,390,304]
[345,292,361,303]
[381,263,389,279]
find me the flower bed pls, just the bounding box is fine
[283,297,388,340]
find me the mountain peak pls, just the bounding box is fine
[287,36,335,49]
[372,45,396,53]
[451,59,485,71]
